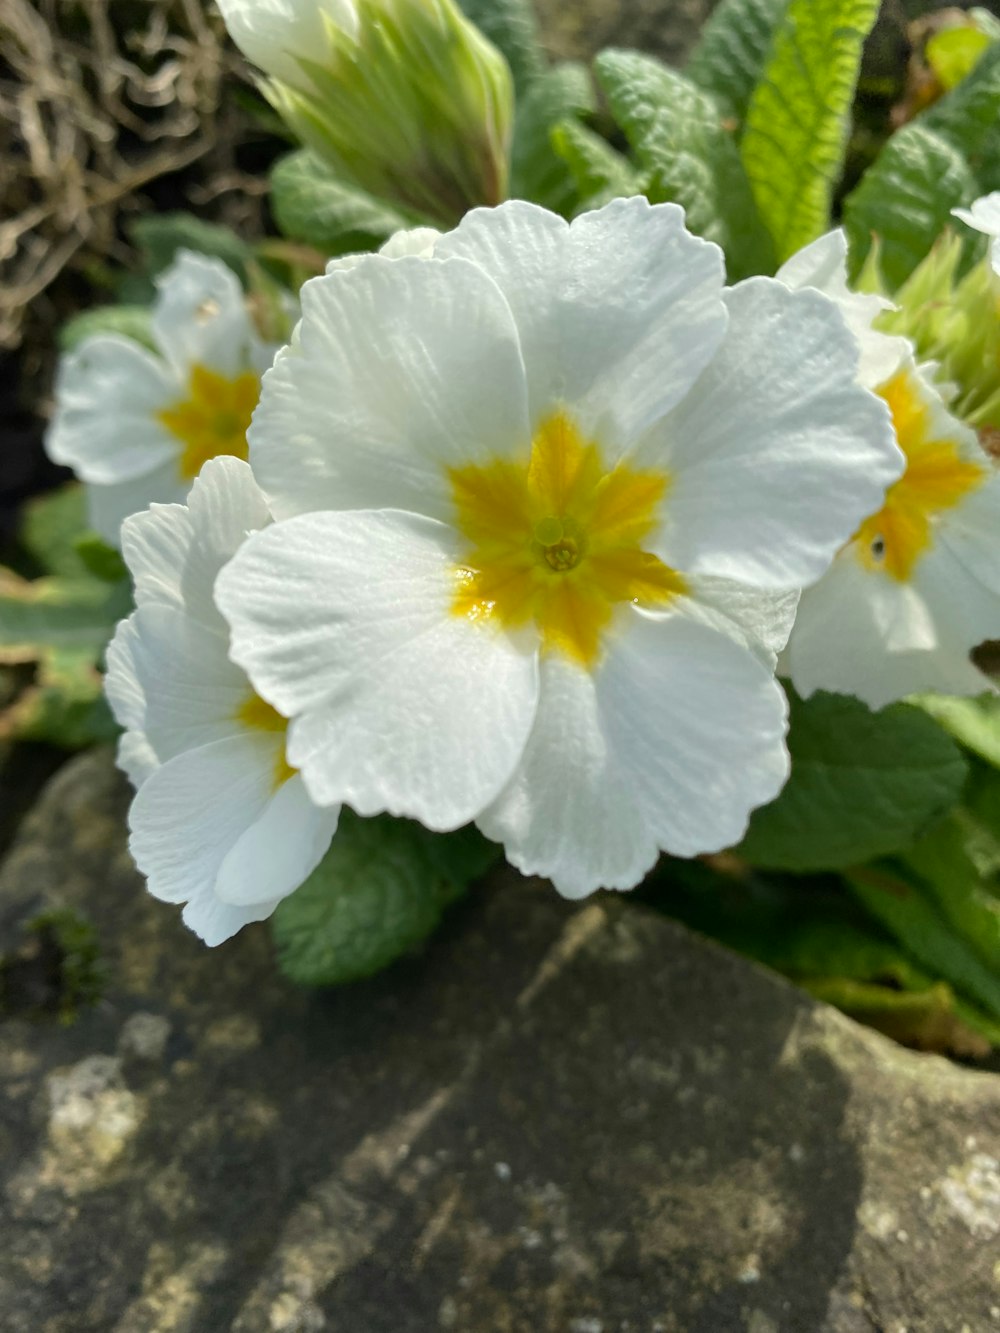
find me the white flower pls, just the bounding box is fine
[105,456,339,945]
[953,192,1000,273]
[46,251,275,544]
[215,198,899,898]
[779,230,1000,708]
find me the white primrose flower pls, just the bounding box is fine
[779,230,1000,708]
[46,250,275,544]
[953,191,1000,272]
[214,198,900,898]
[105,456,339,945]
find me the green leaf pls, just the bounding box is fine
[594,50,774,277]
[128,213,252,284]
[455,0,545,91]
[0,571,130,661]
[510,63,596,215]
[846,862,1000,1021]
[903,816,1000,976]
[737,690,968,870]
[21,485,90,581]
[740,0,881,262]
[923,41,1000,192]
[73,535,129,585]
[925,25,993,94]
[2,648,118,749]
[59,306,154,354]
[269,150,414,254]
[270,813,496,986]
[685,0,789,124]
[914,692,1000,769]
[549,119,641,208]
[843,123,979,289]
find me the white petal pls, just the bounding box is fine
[775,229,908,387]
[116,730,159,789]
[938,470,1000,597]
[325,226,443,274]
[105,614,149,737]
[88,461,188,546]
[479,610,790,896]
[784,551,993,708]
[121,604,247,762]
[648,277,903,588]
[433,197,728,450]
[216,509,539,828]
[953,192,1000,237]
[216,0,358,86]
[250,255,530,522]
[46,336,178,485]
[128,733,290,944]
[120,455,270,629]
[679,576,800,669]
[151,250,258,380]
[215,773,339,906]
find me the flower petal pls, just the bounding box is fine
[433,197,728,450]
[678,575,800,669]
[119,604,247,762]
[216,509,540,828]
[120,455,270,628]
[214,773,339,907]
[478,609,790,896]
[128,732,293,945]
[775,229,908,387]
[249,255,530,523]
[648,276,903,588]
[88,460,189,546]
[46,336,178,485]
[784,549,995,708]
[151,250,258,380]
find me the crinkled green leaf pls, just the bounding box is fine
[685,0,789,124]
[271,812,495,987]
[129,212,252,283]
[456,0,544,91]
[925,25,993,94]
[595,49,774,277]
[915,691,1000,770]
[846,862,1000,1021]
[737,690,968,870]
[270,150,413,254]
[59,306,154,354]
[740,0,880,262]
[923,41,1000,192]
[510,62,596,215]
[843,122,979,289]
[549,119,641,209]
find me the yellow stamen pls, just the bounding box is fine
[158,364,260,480]
[853,369,986,582]
[235,692,295,789]
[449,408,685,666]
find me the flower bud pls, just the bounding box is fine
[218,0,513,225]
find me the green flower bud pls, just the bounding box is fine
[218,0,514,225]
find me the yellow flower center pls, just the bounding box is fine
[158,364,260,480]
[854,368,986,582]
[449,408,686,666]
[235,691,295,790]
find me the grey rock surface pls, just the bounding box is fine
[533,0,718,66]
[1,751,1000,1332]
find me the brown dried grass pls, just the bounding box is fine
[0,0,269,356]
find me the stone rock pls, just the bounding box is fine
[1,750,1000,1332]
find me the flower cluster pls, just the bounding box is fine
[69,195,957,941]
